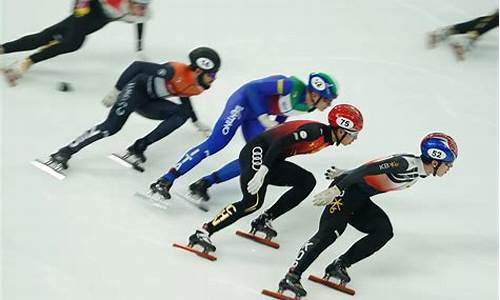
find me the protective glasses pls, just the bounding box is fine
[206,72,217,80]
[345,129,358,138]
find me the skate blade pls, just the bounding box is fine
[108,154,145,172]
[262,289,302,300]
[235,230,280,249]
[31,159,66,180]
[171,190,209,212]
[308,274,355,295]
[134,192,169,210]
[172,243,217,261]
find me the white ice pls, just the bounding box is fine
[1,0,498,299]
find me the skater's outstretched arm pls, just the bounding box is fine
[179,97,198,122]
[333,156,411,191]
[180,97,211,137]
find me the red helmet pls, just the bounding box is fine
[328,104,364,132]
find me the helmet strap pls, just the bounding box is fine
[312,95,325,108]
[333,129,347,146]
[432,161,442,176]
[308,91,323,108]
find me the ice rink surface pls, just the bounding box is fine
[1,0,498,299]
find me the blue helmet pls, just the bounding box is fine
[308,72,338,101]
[420,133,458,163]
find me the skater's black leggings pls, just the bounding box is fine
[204,142,316,235]
[62,74,191,155]
[290,185,393,276]
[1,0,109,64]
[452,10,499,36]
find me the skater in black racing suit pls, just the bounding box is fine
[184,104,364,292]
[276,132,458,298]
[428,9,499,59]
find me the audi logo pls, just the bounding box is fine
[251,146,263,171]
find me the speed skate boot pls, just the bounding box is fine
[189,179,211,201]
[126,139,147,163]
[188,229,216,253]
[150,178,172,199]
[427,27,452,48]
[278,271,307,298]
[250,212,277,239]
[449,31,479,60]
[324,257,351,284]
[49,147,72,170]
[1,58,32,86]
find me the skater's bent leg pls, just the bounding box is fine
[29,32,86,64]
[265,162,316,220]
[203,150,268,235]
[452,16,487,34]
[341,201,393,267]
[475,11,499,36]
[134,101,189,148]
[202,159,241,186]
[203,189,267,235]
[290,207,348,276]
[161,108,242,183]
[241,118,266,142]
[63,112,128,155]
[452,11,499,36]
[62,78,147,155]
[28,11,110,64]
[1,17,71,53]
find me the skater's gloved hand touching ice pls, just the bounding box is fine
[324,166,346,180]
[192,120,212,137]
[247,165,269,195]
[313,185,342,206]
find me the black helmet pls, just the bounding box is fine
[189,47,221,73]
